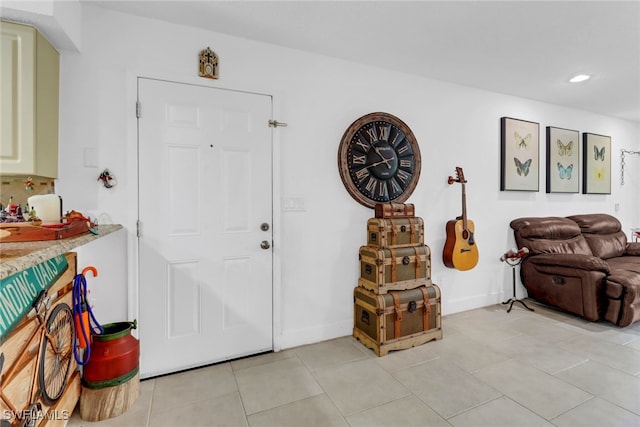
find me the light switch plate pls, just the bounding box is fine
[282,197,306,212]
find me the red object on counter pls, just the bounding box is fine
[0,219,88,242]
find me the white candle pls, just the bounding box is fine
[27,195,62,224]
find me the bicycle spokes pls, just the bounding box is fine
[39,304,73,405]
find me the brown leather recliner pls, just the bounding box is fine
[510,214,640,327]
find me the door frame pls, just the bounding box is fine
[127,75,284,355]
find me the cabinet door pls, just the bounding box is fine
[34,29,59,178]
[1,22,36,173]
[0,21,59,178]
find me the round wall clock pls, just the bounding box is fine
[338,112,421,208]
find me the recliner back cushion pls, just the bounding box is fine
[568,214,626,259]
[510,217,592,255]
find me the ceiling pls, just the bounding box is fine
[87,1,639,122]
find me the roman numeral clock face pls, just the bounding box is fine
[338,112,421,208]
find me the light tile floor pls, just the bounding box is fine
[68,300,640,426]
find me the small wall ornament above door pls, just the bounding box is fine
[199,47,219,79]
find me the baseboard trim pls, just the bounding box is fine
[276,319,352,350]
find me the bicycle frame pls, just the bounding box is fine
[0,286,73,426]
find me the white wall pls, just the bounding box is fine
[73,228,128,325]
[55,5,640,349]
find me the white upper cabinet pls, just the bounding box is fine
[1,21,60,178]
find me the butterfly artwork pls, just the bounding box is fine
[501,117,539,191]
[546,127,579,193]
[557,163,573,180]
[557,140,573,156]
[583,133,611,194]
[514,157,532,176]
[515,132,530,149]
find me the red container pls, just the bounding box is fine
[82,321,139,389]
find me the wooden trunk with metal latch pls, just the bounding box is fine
[367,217,424,249]
[358,245,431,294]
[353,284,442,356]
[374,203,415,219]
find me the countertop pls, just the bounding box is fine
[0,224,123,280]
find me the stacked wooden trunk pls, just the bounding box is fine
[353,203,443,356]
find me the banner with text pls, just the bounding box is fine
[0,255,68,339]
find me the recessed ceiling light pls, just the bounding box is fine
[569,74,591,83]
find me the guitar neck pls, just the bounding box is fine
[461,182,468,229]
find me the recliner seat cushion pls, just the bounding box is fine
[606,257,640,277]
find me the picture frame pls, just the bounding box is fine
[546,127,579,193]
[500,117,539,191]
[582,133,611,194]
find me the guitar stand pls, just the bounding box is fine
[502,257,534,313]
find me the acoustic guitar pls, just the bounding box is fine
[443,167,479,271]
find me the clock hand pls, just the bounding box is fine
[364,159,393,169]
[373,146,392,168]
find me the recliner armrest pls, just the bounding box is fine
[624,242,640,256]
[526,253,610,273]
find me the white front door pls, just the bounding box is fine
[137,78,273,377]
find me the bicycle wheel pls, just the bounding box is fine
[38,302,74,405]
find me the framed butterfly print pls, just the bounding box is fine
[500,117,539,191]
[583,133,611,194]
[546,126,579,193]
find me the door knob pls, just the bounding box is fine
[260,240,271,250]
